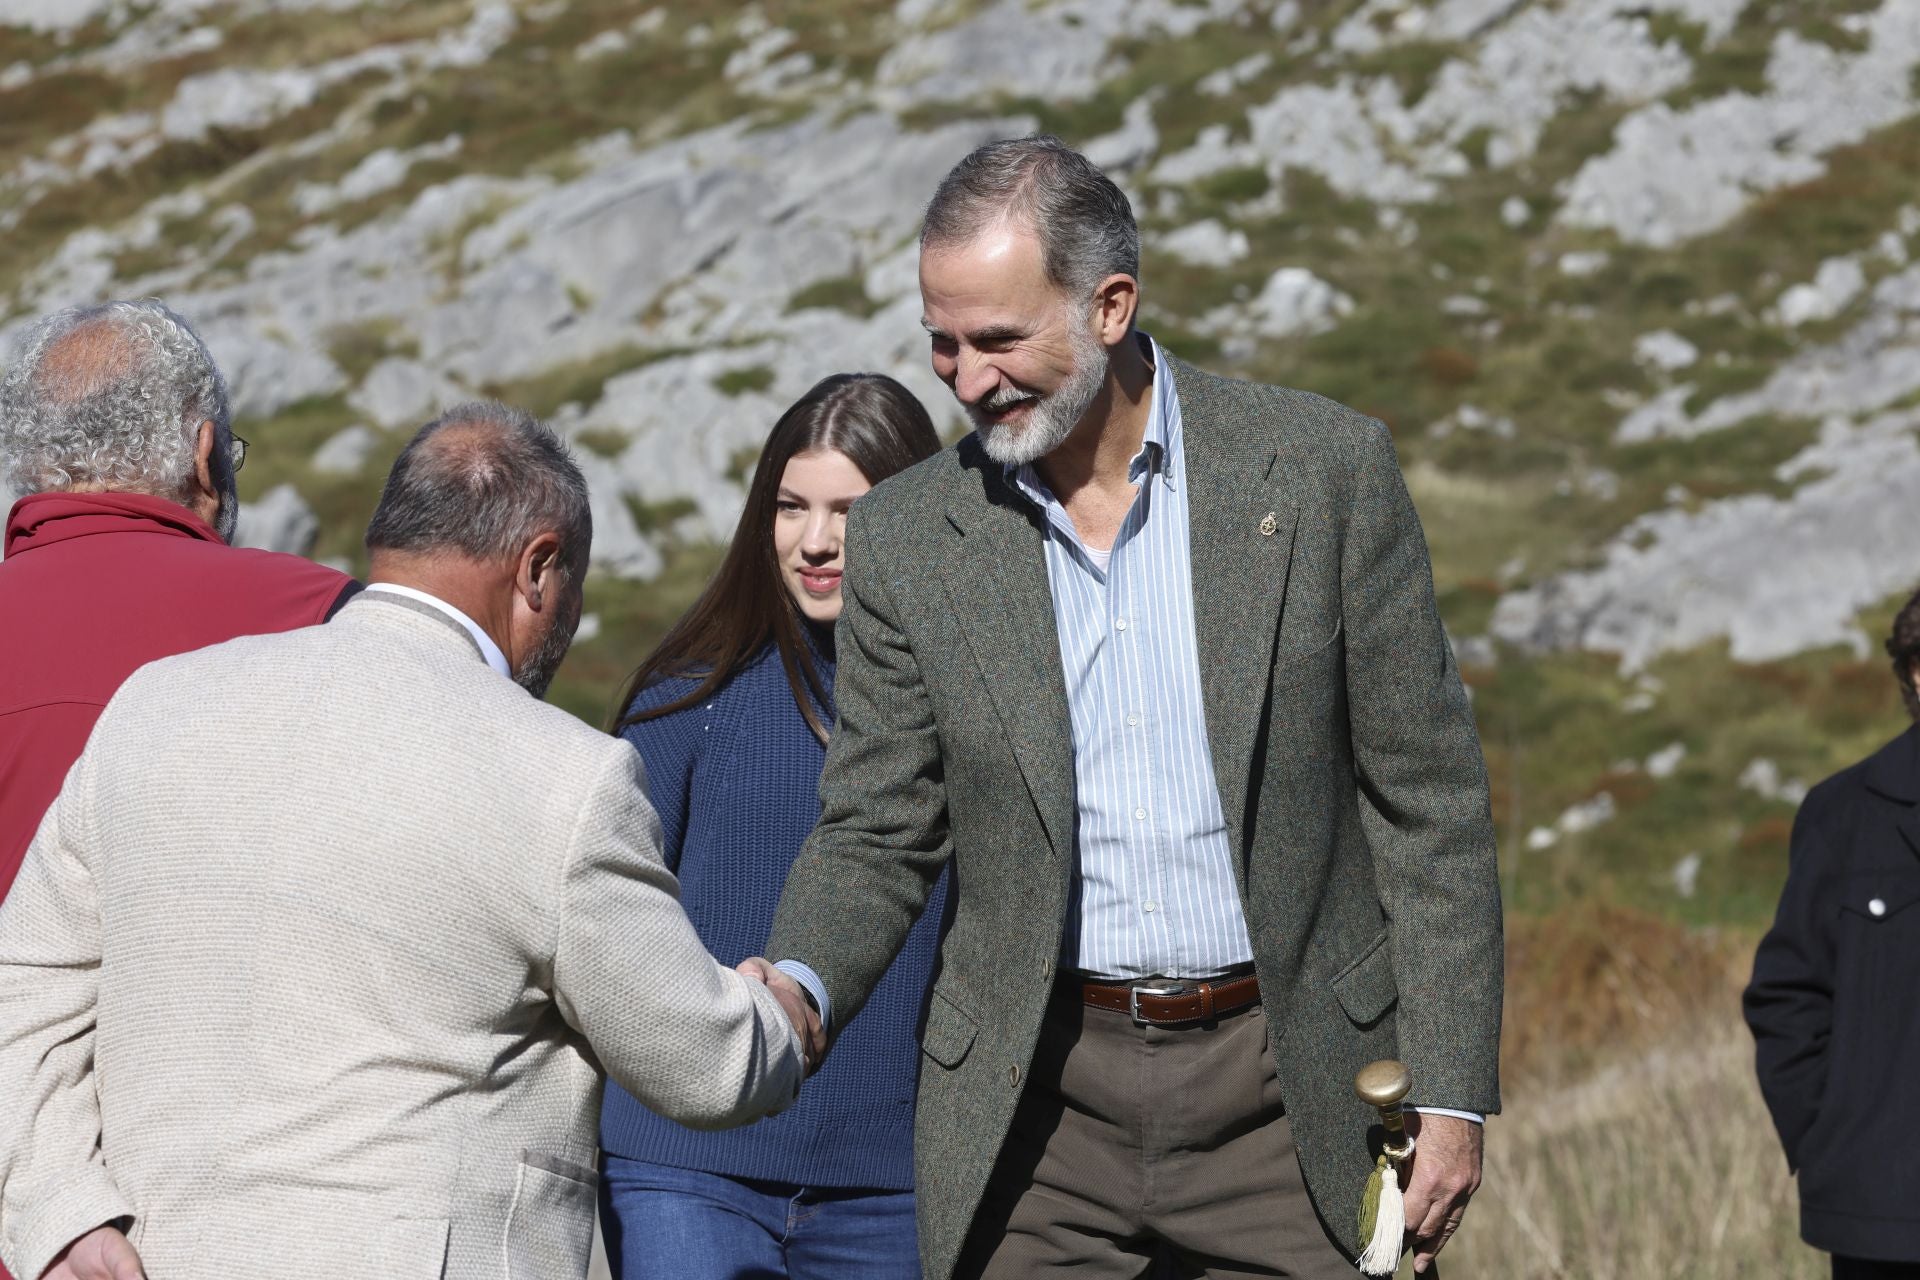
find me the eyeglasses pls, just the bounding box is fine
[226,433,249,474]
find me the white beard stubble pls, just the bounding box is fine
[970,316,1109,468]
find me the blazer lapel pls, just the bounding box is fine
[935,455,1078,860]
[1178,361,1299,860]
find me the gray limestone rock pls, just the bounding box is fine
[312,424,381,476]
[1776,257,1867,328]
[1155,219,1250,268]
[1618,264,1920,442]
[234,483,319,556]
[350,359,465,431]
[1200,267,1355,352]
[1633,330,1699,371]
[1494,408,1920,669]
[1561,6,1920,247]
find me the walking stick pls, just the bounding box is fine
[1355,1059,1416,1277]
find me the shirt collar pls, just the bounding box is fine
[362,582,513,680]
[1006,332,1178,508]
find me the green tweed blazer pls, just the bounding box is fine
[769,356,1503,1278]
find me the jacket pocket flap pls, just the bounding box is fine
[1331,930,1398,1026]
[1838,872,1920,920]
[921,988,978,1069]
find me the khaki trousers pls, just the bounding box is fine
[956,979,1355,1280]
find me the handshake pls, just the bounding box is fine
[737,956,828,1075]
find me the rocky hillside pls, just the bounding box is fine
[3,0,1915,925]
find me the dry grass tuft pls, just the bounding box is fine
[1442,904,1823,1278]
[1451,1016,1819,1280]
[1501,903,1748,1082]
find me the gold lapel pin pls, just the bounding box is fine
[1258,511,1278,537]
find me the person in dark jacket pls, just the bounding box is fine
[598,372,945,1280]
[0,299,355,904]
[1746,586,1920,1280]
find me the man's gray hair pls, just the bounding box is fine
[921,134,1140,297]
[365,401,592,575]
[0,298,231,503]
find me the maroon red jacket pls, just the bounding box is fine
[0,491,356,904]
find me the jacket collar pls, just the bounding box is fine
[4,490,223,560]
[1862,725,1920,803]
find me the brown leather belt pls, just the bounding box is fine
[1080,973,1261,1026]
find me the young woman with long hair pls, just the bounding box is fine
[598,372,946,1280]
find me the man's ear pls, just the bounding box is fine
[1092,274,1140,347]
[517,531,566,612]
[191,419,219,498]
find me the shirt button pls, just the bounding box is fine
[1127,714,1140,727]
[1143,901,1158,913]
[1042,957,1052,978]
[1008,1063,1022,1087]
[1133,807,1147,821]
[1115,618,1128,631]
[1869,897,1888,917]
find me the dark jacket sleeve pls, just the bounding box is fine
[1744,787,1840,1169]
[1340,419,1504,1115]
[768,502,951,1035]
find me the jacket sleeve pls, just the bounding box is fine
[1340,419,1505,1115]
[552,742,803,1129]
[767,502,951,1035]
[1743,794,1837,1169]
[0,746,136,1280]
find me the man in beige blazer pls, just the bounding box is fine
[0,402,811,1280]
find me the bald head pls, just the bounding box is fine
[364,402,591,700]
[0,298,234,521]
[366,401,591,575]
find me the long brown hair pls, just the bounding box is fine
[610,373,941,743]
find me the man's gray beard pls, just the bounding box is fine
[970,320,1108,468]
[514,605,578,701]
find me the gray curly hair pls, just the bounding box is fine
[0,298,231,506]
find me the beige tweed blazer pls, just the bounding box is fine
[0,592,803,1280]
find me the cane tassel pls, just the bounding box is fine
[1355,1060,1416,1278]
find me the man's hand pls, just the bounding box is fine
[1400,1112,1482,1274]
[41,1225,144,1280]
[737,956,825,1074]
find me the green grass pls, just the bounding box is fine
[787,273,884,317]
[482,345,688,420]
[713,365,776,396]
[573,427,632,459]
[1472,589,1910,927]
[546,543,727,728]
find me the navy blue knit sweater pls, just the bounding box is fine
[599,640,947,1190]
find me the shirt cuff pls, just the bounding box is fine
[1410,1106,1484,1124]
[773,959,831,1034]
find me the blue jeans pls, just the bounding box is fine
[600,1155,922,1280]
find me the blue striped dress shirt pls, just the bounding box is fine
[1006,337,1254,981]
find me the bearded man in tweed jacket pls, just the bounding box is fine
[0,403,811,1280]
[763,137,1504,1280]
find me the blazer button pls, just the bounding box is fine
[1869,897,1887,917]
[1008,1063,1022,1087]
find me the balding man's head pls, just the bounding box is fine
[0,299,238,536]
[365,402,592,699]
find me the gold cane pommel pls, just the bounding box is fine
[1355,1060,1412,1111]
[1355,1059,1414,1159]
